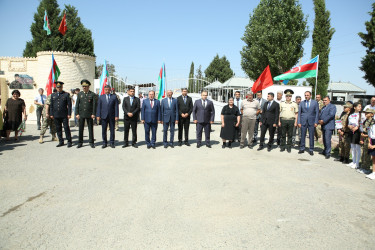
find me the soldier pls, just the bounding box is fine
[315,94,324,140]
[337,103,352,163]
[278,89,298,153]
[49,81,72,147]
[358,108,375,174]
[112,88,121,131]
[75,79,97,148]
[292,95,302,146]
[9,74,23,89]
[275,90,283,145]
[39,89,58,143]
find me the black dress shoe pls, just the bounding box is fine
[248,145,253,149]
[102,144,107,149]
[298,150,304,154]
[67,142,72,148]
[287,148,291,153]
[325,155,331,159]
[206,144,212,148]
[170,144,174,148]
[164,145,168,148]
[334,157,344,162]
[178,141,182,146]
[240,145,244,149]
[319,151,325,155]
[267,146,271,152]
[110,144,115,148]
[197,144,201,148]
[122,143,129,148]
[56,142,64,147]
[152,145,156,149]
[280,148,285,152]
[147,145,152,149]
[222,144,226,149]
[132,144,138,148]
[90,143,95,148]
[309,151,314,156]
[185,142,190,146]
[257,146,264,151]
[77,143,83,148]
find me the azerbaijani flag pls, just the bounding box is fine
[157,63,166,100]
[274,55,319,81]
[99,60,110,95]
[45,54,60,96]
[43,10,51,35]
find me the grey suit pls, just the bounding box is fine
[254,98,266,140]
[192,99,215,145]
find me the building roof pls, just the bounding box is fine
[328,82,366,93]
[204,80,222,89]
[222,77,254,89]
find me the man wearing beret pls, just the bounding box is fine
[75,79,97,148]
[49,81,73,147]
[279,89,298,153]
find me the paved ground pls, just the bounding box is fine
[0,124,374,249]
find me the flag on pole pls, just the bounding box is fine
[274,56,319,81]
[251,65,273,93]
[157,63,166,100]
[43,10,51,35]
[99,60,110,95]
[45,54,60,96]
[58,11,67,35]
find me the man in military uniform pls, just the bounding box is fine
[359,108,375,174]
[39,88,58,143]
[315,94,324,140]
[75,79,97,148]
[278,89,298,153]
[49,81,72,147]
[292,95,302,146]
[112,88,121,131]
[9,74,23,89]
[337,103,352,163]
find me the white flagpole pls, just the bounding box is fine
[314,55,319,99]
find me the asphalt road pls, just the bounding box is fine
[0,124,374,249]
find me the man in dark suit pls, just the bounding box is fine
[141,90,161,149]
[49,81,72,148]
[122,87,140,148]
[177,88,193,146]
[161,90,179,148]
[257,92,279,152]
[254,91,266,143]
[192,91,215,148]
[75,79,97,148]
[318,96,337,159]
[298,91,319,155]
[96,85,119,148]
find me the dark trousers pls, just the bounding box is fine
[254,117,260,139]
[277,126,282,143]
[196,122,210,145]
[36,107,43,129]
[144,122,157,146]
[300,124,315,151]
[280,118,294,149]
[163,121,175,145]
[235,115,242,141]
[178,116,190,142]
[322,128,333,156]
[124,119,137,144]
[78,117,94,144]
[54,117,71,143]
[260,123,276,146]
[101,117,115,144]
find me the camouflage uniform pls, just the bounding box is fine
[361,118,374,170]
[40,95,57,139]
[315,100,324,140]
[338,112,351,161]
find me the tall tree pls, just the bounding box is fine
[23,0,94,57]
[95,63,116,78]
[188,62,194,92]
[195,65,204,91]
[204,54,234,83]
[241,0,309,81]
[359,3,375,88]
[307,0,335,97]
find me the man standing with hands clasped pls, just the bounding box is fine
[122,87,140,148]
[141,90,161,149]
[161,90,179,148]
[278,89,298,153]
[177,88,193,146]
[318,96,337,159]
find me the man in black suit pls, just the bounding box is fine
[258,92,279,152]
[192,91,215,148]
[177,88,193,146]
[122,87,140,148]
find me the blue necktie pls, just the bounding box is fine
[306,100,309,109]
[184,96,186,104]
[130,97,133,106]
[41,95,44,104]
[267,102,271,110]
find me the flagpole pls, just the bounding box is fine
[314,55,319,99]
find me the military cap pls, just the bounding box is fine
[81,79,91,87]
[344,103,353,108]
[364,108,375,114]
[284,89,294,96]
[55,81,64,87]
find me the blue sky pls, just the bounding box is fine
[0,0,374,94]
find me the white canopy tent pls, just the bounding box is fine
[221,77,254,102]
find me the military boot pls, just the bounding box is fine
[39,135,43,144]
[52,134,58,141]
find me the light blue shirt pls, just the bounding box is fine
[234,98,242,114]
[35,94,46,105]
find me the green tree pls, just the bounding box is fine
[23,0,94,57]
[241,0,309,81]
[188,62,194,92]
[204,54,234,83]
[307,0,335,97]
[359,3,375,88]
[195,65,204,91]
[96,63,116,78]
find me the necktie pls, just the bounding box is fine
[203,100,206,108]
[184,96,186,104]
[130,97,133,106]
[306,100,309,109]
[41,95,44,104]
[169,98,171,108]
[237,99,239,107]
[151,99,153,108]
[107,95,109,103]
[267,102,271,110]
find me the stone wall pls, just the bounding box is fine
[0,51,96,123]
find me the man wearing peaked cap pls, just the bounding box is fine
[278,89,298,153]
[75,79,97,148]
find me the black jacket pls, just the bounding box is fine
[50,91,72,118]
[177,95,193,116]
[122,96,140,121]
[260,100,279,125]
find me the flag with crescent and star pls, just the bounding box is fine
[274,55,319,81]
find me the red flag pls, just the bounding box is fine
[58,12,67,35]
[45,69,53,96]
[251,65,273,93]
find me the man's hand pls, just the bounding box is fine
[67,115,71,119]
[259,122,262,126]
[314,123,318,128]
[194,120,197,124]
[141,120,145,124]
[91,115,95,119]
[273,124,277,127]
[235,122,239,127]
[298,124,301,128]
[294,122,297,127]
[210,121,214,124]
[221,123,225,128]
[97,117,100,122]
[319,120,324,125]
[278,122,281,127]
[175,120,178,124]
[76,115,80,120]
[158,121,161,124]
[50,115,54,120]
[127,113,133,117]
[115,117,119,121]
